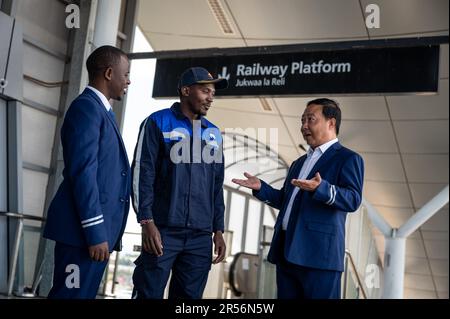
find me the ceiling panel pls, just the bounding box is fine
[275,96,389,120]
[138,0,239,37]
[403,154,449,183]
[283,118,399,153]
[139,33,246,51]
[424,240,449,259]
[213,98,277,114]
[227,0,367,40]
[405,257,432,275]
[410,183,448,208]
[422,230,449,241]
[404,288,438,298]
[420,207,449,232]
[394,120,449,154]
[277,144,301,165]
[406,238,427,258]
[338,121,398,153]
[430,259,449,276]
[386,80,449,120]
[438,291,449,298]
[362,153,405,182]
[404,273,436,290]
[206,107,294,147]
[372,205,414,228]
[364,181,413,208]
[361,0,449,37]
[281,116,302,147]
[434,277,449,292]
[245,37,369,46]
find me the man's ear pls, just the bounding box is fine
[329,118,336,131]
[104,67,113,81]
[182,87,189,97]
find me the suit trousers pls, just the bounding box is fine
[47,242,108,299]
[276,230,342,299]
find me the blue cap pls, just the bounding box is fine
[178,67,228,90]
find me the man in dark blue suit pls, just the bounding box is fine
[233,98,364,299]
[43,45,131,298]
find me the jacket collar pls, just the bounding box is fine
[85,86,112,112]
[170,102,208,128]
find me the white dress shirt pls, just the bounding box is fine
[86,85,112,112]
[281,138,339,230]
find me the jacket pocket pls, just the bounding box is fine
[306,221,336,235]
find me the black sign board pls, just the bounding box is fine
[152,45,439,98]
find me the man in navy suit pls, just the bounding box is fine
[233,98,364,299]
[43,45,131,298]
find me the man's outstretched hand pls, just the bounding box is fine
[291,172,322,191]
[232,172,261,191]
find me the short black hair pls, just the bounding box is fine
[307,98,341,135]
[86,45,128,82]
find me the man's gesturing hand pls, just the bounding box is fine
[142,222,163,256]
[231,172,261,191]
[291,172,322,191]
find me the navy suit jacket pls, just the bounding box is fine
[253,142,364,272]
[44,88,131,251]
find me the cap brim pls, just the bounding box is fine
[196,78,228,90]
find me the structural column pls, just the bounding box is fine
[382,235,406,298]
[92,0,121,47]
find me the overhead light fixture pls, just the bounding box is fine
[207,0,235,35]
[259,98,272,111]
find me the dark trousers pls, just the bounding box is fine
[48,242,107,299]
[276,231,341,299]
[132,227,212,299]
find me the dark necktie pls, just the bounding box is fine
[108,109,117,124]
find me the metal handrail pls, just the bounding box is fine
[0,211,46,222]
[0,211,45,296]
[344,249,367,299]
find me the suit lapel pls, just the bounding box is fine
[83,89,129,166]
[306,142,342,180]
[275,156,306,227]
[284,156,306,195]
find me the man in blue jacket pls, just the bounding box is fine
[233,98,364,299]
[131,67,227,299]
[43,45,131,298]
